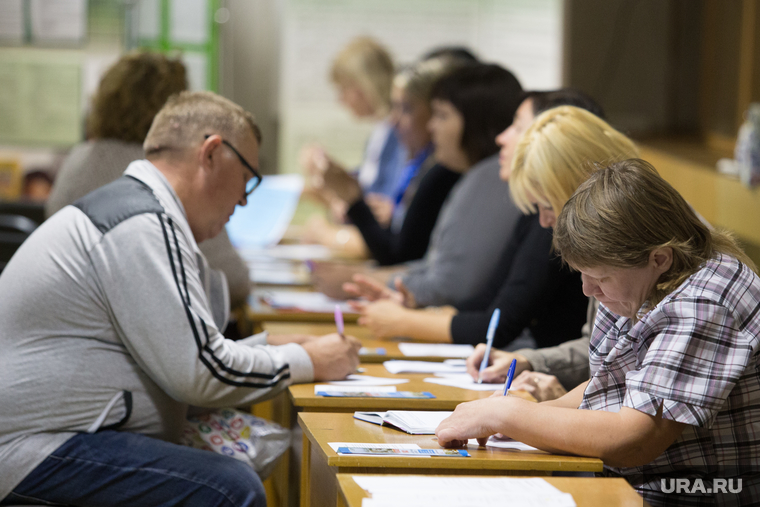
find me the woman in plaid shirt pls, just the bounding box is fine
[436,143,760,504]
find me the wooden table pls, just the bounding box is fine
[336,474,649,507]
[263,322,475,363]
[298,412,604,507]
[289,363,503,412]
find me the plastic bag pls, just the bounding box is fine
[181,408,290,479]
[736,103,760,188]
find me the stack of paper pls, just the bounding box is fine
[258,290,356,313]
[353,410,452,435]
[353,476,577,507]
[398,343,475,358]
[383,360,466,375]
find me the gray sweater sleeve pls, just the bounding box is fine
[401,155,520,307]
[515,298,599,390]
[93,214,313,408]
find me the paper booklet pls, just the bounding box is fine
[353,410,452,435]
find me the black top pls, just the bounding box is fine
[347,162,460,266]
[450,213,588,349]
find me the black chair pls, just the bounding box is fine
[0,214,38,273]
[0,201,45,225]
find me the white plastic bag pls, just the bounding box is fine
[181,408,290,479]
[736,103,760,188]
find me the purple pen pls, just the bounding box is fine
[334,304,345,337]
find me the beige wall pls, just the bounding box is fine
[220,0,282,175]
[564,0,701,136]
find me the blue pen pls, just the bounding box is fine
[477,308,501,384]
[502,358,517,396]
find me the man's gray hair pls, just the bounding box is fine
[144,91,261,156]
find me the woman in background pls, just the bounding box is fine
[310,56,464,266]
[302,37,405,206]
[345,63,524,309]
[352,103,630,352]
[46,51,251,312]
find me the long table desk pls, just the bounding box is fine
[260,326,488,507]
[288,363,515,412]
[299,412,604,507]
[336,474,649,507]
[263,322,476,363]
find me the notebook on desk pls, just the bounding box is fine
[353,410,452,435]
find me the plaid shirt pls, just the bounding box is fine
[580,254,760,506]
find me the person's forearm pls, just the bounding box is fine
[395,309,454,343]
[495,398,680,467]
[371,265,406,284]
[541,380,588,409]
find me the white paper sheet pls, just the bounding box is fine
[328,375,408,386]
[468,436,539,452]
[354,476,576,507]
[362,491,576,507]
[383,360,466,375]
[314,385,397,394]
[423,374,503,391]
[398,343,475,358]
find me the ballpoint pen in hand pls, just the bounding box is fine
[477,308,501,384]
[502,358,517,396]
[334,304,345,338]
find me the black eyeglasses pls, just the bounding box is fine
[205,135,262,196]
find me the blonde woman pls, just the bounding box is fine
[302,37,404,199]
[437,159,760,506]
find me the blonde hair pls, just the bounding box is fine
[143,91,261,156]
[554,158,757,308]
[510,106,639,215]
[393,56,462,104]
[330,37,394,115]
[88,51,187,143]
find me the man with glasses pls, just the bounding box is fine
[0,91,360,507]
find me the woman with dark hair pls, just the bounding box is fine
[345,63,524,309]
[46,51,251,311]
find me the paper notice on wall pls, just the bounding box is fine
[30,0,87,44]
[0,50,81,146]
[170,0,209,45]
[0,0,25,43]
[136,0,160,41]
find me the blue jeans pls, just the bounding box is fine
[0,431,265,507]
